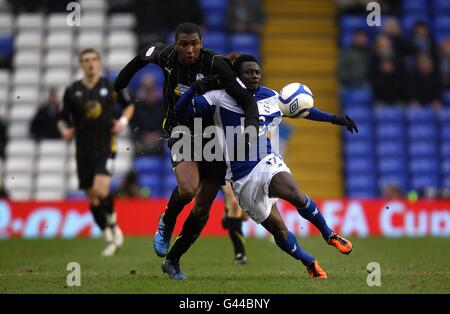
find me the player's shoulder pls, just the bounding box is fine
[256,86,278,101]
[139,42,175,61]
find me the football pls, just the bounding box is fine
[278,83,314,118]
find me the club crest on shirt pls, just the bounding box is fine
[196,73,204,81]
[174,83,190,96]
[99,87,108,97]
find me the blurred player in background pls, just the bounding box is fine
[175,55,358,279]
[58,48,135,256]
[115,23,259,268]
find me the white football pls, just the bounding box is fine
[278,83,314,118]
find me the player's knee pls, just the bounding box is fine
[178,184,197,201]
[193,202,212,218]
[273,227,289,243]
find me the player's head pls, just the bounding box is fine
[79,48,101,77]
[233,54,261,91]
[174,22,203,65]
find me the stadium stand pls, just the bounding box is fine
[0,0,262,200]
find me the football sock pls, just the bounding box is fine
[100,195,116,228]
[274,231,314,266]
[163,187,192,226]
[166,211,209,261]
[297,195,333,240]
[227,217,246,257]
[90,203,107,230]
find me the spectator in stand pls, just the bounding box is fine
[130,75,164,156]
[408,22,438,63]
[29,88,62,141]
[337,28,371,88]
[226,0,266,34]
[382,183,403,199]
[408,53,443,110]
[439,39,450,89]
[370,56,406,105]
[382,17,408,62]
[0,116,7,160]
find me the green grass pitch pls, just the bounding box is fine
[0,237,449,293]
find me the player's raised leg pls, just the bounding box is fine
[269,171,353,255]
[153,160,199,257]
[261,204,327,278]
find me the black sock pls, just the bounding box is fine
[163,187,192,226]
[228,218,246,257]
[99,195,116,228]
[166,211,209,261]
[90,203,107,230]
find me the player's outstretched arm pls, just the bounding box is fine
[304,108,359,133]
[114,43,168,91]
[175,85,213,118]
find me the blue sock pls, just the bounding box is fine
[274,231,315,266]
[297,195,333,240]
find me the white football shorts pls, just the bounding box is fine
[232,154,291,224]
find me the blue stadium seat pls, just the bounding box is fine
[344,121,373,139]
[375,122,405,139]
[374,106,404,122]
[340,88,373,107]
[203,32,227,55]
[378,157,407,173]
[442,141,450,157]
[199,0,227,11]
[402,0,428,13]
[432,0,450,13]
[440,105,450,121]
[162,175,178,197]
[409,141,438,157]
[407,124,438,140]
[441,123,450,139]
[347,188,377,198]
[433,16,450,36]
[411,174,440,190]
[66,190,87,199]
[229,33,259,51]
[345,157,376,174]
[346,175,377,197]
[204,12,227,31]
[402,14,429,35]
[409,158,439,174]
[443,175,450,188]
[442,158,450,174]
[343,105,372,122]
[139,174,162,196]
[0,35,13,57]
[378,173,409,192]
[344,140,374,156]
[134,156,164,174]
[376,140,406,157]
[340,15,367,34]
[406,107,436,123]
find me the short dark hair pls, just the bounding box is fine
[79,48,101,62]
[174,22,202,41]
[232,54,259,73]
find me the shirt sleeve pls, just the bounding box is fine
[114,42,169,91]
[303,107,335,122]
[58,87,73,127]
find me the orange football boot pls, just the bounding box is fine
[327,233,353,255]
[306,260,327,279]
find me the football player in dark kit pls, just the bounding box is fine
[115,22,258,277]
[58,48,135,256]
